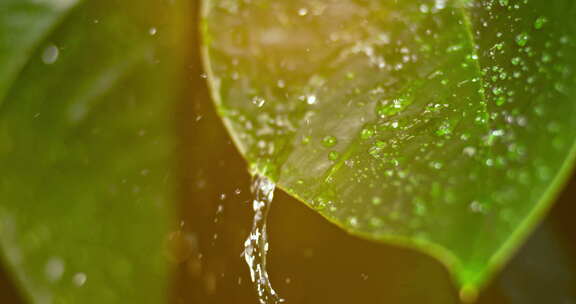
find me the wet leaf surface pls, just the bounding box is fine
[202,0,576,294]
[177,79,576,304]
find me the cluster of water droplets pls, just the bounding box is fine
[205,0,576,299]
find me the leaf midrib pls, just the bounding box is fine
[311,3,498,290]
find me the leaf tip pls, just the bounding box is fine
[459,285,479,303]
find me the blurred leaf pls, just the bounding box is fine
[0,0,189,302]
[202,0,576,296]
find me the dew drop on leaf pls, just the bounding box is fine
[322,136,338,148]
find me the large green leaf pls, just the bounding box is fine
[0,0,189,302]
[201,0,576,297]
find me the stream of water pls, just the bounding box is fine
[243,175,284,304]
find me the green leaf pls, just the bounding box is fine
[0,0,189,302]
[201,0,576,297]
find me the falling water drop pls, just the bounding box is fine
[243,175,284,304]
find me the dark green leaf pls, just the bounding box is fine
[0,0,188,302]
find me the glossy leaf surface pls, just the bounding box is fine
[202,0,576,295]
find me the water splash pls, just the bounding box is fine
[243,175,284,304]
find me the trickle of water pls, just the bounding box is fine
[243,175,284,304]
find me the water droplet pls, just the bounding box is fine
[492,87,503,96]
[42,44,59,64]
[470,201,488,214]
[515,32,529,47]
[73,273,87,287]
[430,161,443,170]
[305,94,317,105]
[377,96,412,117]
[463,147,476,157]
[360,128,374,140]
[45,257,65,282]
[252,96,266,107]
[534,17,547,30]
[328,151,340,161]
[436,121,453,137]
[348,216,358,227]
[322,136,337,148]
